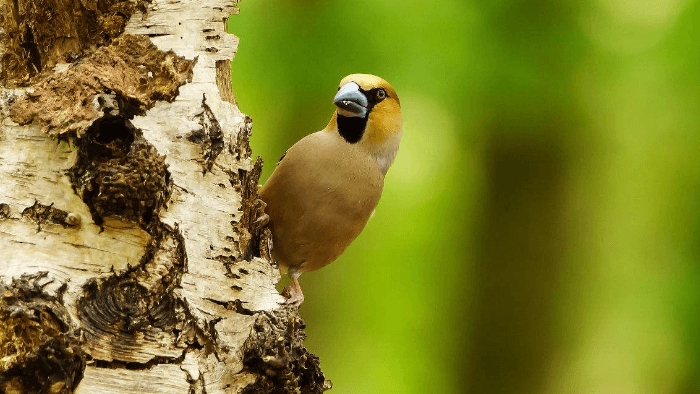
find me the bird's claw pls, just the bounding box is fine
[282,273,305,307]
[283,286,304,307]
[255,213,269,227]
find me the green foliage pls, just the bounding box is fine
[229,1,700,392]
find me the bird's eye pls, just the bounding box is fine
[376,89,387,100]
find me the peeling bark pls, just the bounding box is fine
[9,34,195,136]
[0,0,330,393]
[0,0,143,85]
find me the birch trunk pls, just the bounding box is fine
[0,0,330,392]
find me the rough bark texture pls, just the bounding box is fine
[0,0,330,393]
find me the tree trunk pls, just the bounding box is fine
[0,0,329,393]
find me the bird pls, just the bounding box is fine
[259,74,403,306]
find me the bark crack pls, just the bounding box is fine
[187,94,225,174]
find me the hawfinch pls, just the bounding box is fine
[261,74,403,306]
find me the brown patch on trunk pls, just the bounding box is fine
[9,34,195,136]
[0,0,146,85]
[241,306,332,393]
[0,272,86,393]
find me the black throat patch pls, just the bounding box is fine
[337,115,368,144]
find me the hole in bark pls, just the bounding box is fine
[21,26,42,75]
[68,117,171,229]
[93,117,135,149]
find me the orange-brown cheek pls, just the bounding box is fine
[366,104,401,144]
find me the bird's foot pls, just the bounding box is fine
[283,286,304,307]
[282,274,304,307]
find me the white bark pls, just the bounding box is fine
[0,0,329,393]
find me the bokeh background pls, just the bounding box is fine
[227,1,700,393]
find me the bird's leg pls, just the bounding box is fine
[284,268,304,306]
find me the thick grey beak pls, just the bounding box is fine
[333,82,368,118]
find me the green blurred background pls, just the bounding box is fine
[228,0,700,392]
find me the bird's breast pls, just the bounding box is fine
[261,132,384,272]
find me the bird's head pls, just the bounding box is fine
[328,74,403,175]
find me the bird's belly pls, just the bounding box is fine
[270,182,380,273]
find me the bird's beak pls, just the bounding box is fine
[334,82,368,118]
